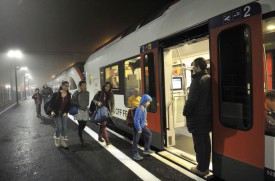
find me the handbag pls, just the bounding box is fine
[90,106,110,123]
[69,106,78,115]
[69,91,79,116]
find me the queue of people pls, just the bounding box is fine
[30,57,275,177]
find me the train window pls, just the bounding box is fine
[124,57,142,107]
[218,24,253,130]
[68,77,77,90]
[263,16,275,136]
[144,53,157,112]
[105,65,119,89]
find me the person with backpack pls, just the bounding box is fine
[90,82,115,145]
[71,81,90,146]
[42,84,53,104]
[51,81,71,149]
[132,94,154,161]
[32,88,42,117]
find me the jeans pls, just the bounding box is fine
[78,120,86,138]
[132,127,152,155]
[54,111,68,137]
[192,133,211,172]
[36,104,41,116]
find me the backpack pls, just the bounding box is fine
[126,107,137,128]
[44,93,58,115]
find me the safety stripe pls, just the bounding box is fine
[68,115,161,181]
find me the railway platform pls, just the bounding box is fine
[0,98,208,181]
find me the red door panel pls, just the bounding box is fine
[209,2,264,181]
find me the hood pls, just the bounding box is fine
[140,94,152,106]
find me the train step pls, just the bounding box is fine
[158,151,214,180]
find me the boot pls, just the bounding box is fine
[60,136,69,149]
[53,134,60,147]
[98,137,104,142]
[54,137,60,147]
[80,137,87,146]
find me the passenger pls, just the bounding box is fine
[71,81,90,146]
[132,94,154,161]
[51,81,71,149]
[183,57,212,177]
[91,82,115,145]
[32,88,42,117]
[265,90,275,135]
[42,83,53,104]
[127,88,141,108]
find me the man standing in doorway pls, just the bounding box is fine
[42,84,53,104]
[183,57,212,177]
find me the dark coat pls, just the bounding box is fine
[89,91,115,115]
[51,91,71,115]
[183,71,212,134]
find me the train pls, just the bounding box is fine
[50,0,275,180]
[47,62,85,94]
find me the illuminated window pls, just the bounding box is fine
[124,57,141,107]
[105,65,119,89]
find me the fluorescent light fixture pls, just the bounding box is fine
[20,67,28,71]
[267,25,275,30]
[5,85,11,89]
[7,49,23,58]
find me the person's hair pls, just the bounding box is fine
[193,57,207,71]
[78,80,86,87]
[266,90,275,101]
[35,88,39,91]
[59,81,69,91]
[101,82,112,92]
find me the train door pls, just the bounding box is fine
[140,41,163,149]
[162,37,211,163]
[209,2,265,181]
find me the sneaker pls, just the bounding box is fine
[54,137,60,147]
[143,150,155,155]
[191,166,209,177]
[133,153,143,161]
[60,136,69,149]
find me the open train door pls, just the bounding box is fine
[140,41,163,149]
[209,2,265,181]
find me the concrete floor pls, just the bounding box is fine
[0,98,195,181]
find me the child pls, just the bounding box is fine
[132,94,154,161]
[32,88,42,117]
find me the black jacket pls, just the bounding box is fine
[183,71,212,134]
[51,91,71,115]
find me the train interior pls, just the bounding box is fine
[162,37,212,168]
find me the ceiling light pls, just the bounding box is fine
[267,25,275,30]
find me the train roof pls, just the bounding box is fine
[86,0,275,66]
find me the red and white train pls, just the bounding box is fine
[51,0,275,180]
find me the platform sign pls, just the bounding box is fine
[209,2,261,29]
[140,41,158,53]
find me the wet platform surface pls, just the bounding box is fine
[0,98,199,181]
